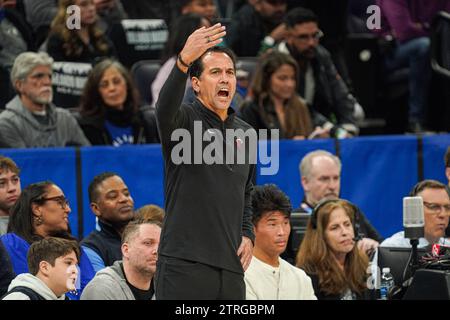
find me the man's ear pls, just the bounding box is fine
[301,176,309,192]
[121,243,129,259]
[39,261,51,277]
[191,77,200,94]
[90,202,101,218]
[15,80,23,93]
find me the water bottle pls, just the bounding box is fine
[380,267,395,300]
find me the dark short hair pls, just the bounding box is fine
[445,147,450,168]
[88,172,118,203]
[251,184,292,225]
[409,179,448,197]
[189,46,237,79]
[0,156,20,175]
[27,237,80,276]
[284,7,318,29]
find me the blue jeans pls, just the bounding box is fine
[385,37,431,123]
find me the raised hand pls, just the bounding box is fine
[177,23,226,73]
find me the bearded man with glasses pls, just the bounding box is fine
[274,7,360,139]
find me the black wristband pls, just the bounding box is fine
[178,54,192,68]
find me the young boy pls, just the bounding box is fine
[2,237,80,300]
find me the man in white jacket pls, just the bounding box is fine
[2,237,79,300]
[244,184,316,300]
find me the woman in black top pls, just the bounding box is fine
[77,59,159,145]
[46,0,115,63]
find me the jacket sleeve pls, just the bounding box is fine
[23,0,57,31]
[378,0,427,43]
[242,164,255,243]
[0,117,27,148]
[0,242,15,297]
[45,33,67,62]
[322,51,358,132]
[65,113,91,147]
[155,63,189,146]
[80,278,120,300]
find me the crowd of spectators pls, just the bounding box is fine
[0,0,449,301]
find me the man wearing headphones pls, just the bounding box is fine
[283,150,382,262]
[381,180,450,248]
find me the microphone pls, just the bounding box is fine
[403,196,424,240]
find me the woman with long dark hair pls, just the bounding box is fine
[0,181,95,299]
[78,59,159,145]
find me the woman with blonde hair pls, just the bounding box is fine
[46,0,115,62]
[296,199,372,300]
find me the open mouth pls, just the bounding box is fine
[217,89,229,98]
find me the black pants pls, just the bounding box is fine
[155,255,245,300]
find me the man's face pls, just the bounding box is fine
[16,65,53,108]
[256,0,287,24]
[302,156,340,206]
[192,52,236,114]
[91,176,134,225]
[287,22,321,60]
[0,169,21,215]
[123,224,161,276]
[254,211,290,259]
[420,188,450,242]
[183,0,217,22]
[46,251,78,297]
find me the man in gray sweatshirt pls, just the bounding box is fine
[81,219,161,300]
[0,52,90,148]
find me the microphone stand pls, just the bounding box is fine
[409,238,420,274]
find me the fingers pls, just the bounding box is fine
[241,252,252,271]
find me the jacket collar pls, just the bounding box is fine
[98,219,122,239]
[192,98,236,127]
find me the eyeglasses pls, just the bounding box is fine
[292,30,324,43]
[28,72,52,82]
[423,201,450,215]
[40,196,70,209]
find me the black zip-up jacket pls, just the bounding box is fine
[155,64,255,274]
[81,220,122,267]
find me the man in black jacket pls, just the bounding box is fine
[155,23,255,300]
[275,7,359,138]
[81,172,134,273]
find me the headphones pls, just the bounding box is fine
[310,198,362,241]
